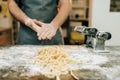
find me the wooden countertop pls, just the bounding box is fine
[0,45,120,80]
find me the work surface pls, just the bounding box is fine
[0,45,120,80]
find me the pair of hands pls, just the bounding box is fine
[25,19,57,40]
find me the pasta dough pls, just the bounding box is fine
[34,46,76,78]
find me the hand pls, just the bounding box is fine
[39,23,57,40]
[33,20,58,40]
[25,18,41,32]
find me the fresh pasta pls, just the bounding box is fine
[34,46,76,78]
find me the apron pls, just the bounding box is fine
[17,0,63,45]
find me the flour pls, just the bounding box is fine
[0,46,109,77]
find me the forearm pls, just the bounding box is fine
[7,0,40,32]
[8,0,29,25]
[51,0,72,29]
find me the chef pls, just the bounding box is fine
[8,0,72,45]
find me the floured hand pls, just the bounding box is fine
[33,20,58,40]
[25,18,41,33]
[37,23,57,40]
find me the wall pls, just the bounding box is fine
[91,0,120,46]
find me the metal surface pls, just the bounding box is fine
[74,26,98,48]
[94,32,112,52]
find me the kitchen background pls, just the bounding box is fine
[0,0,120,46]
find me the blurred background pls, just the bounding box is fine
[0,0,120,46]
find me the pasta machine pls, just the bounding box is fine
[74,26,112,52]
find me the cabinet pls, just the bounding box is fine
[0,0,14,46]
[68,0,91,45]
[69,0,88,21]
[0,28,11,46]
